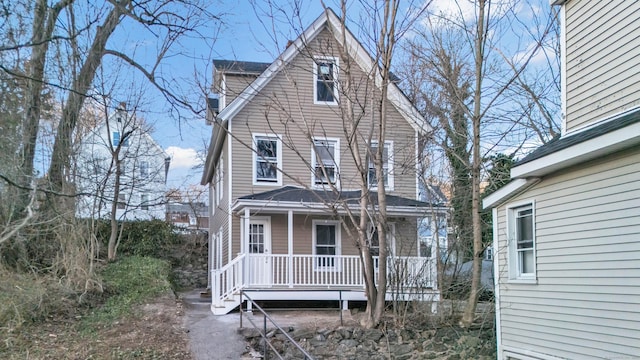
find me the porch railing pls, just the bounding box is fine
[212,254,435,306]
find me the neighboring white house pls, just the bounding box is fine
[75,104,170,220]
[484,1,640,358]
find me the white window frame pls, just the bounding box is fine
[112,131,129,147]
[367,222,396,257]
[506,199,537,283]
[140,193,149,211]
[139,160,149,179]
[368,140,394,191]
[216,155,224,203]
[313,57,339,105]
[311,137,340,187]
[253,134,282,186]
[312,219,342,271]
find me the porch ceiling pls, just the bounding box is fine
[231,186,446,217]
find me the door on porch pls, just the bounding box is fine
[247,217,272,286]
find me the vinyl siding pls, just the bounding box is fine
[496,146,640,359]
[564,0,640,132]
[229,28,417,200]
[210,137,230,266]
[223,74,257,106]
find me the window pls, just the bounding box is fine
[314,58,338,104]
[313,220,341,269]
[215,155,224,202]
[368,141,393,190]
[508,202,536,281]
[485,246,493,261]
[312,139,339,185]
[254,135,281,184]
[140,194,149,210]
[367,223,396,257]
[117,194,126,210]
[112,131,129,147]
[139,161,149,179]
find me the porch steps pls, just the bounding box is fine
[212,291,242,315]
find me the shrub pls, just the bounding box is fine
[95,219,178,260]
[83,256,172,327]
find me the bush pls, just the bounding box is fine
[83,256,173,327]
[0,269,76,334]
[95,219,179,260]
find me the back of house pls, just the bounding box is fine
[485,1,640,358]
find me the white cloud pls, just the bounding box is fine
[166,146,200,170]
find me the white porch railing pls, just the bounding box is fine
[212,254,435,308]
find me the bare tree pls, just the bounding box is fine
[401,0,560,327]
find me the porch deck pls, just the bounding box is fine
[211,254,439,315]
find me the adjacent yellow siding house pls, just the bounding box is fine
[485,1,640,358]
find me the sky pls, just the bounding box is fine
[133,0,557,190]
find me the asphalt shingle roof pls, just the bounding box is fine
[212,59,271,74]
[238,186,445,209]
[516,110,640,166]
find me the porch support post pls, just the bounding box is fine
[244,208,250,285]
[288,210,293,288]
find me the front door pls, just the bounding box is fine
[247,218,272,286]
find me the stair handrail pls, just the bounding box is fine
[240,290,315,360]
[212,253,246,306]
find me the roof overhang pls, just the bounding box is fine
[510,120,640,179]
[200,118,228,185]
[232,199,448,217]
[482,178,541,210]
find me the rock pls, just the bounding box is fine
[363,328,383,341]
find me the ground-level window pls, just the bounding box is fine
[313,220,341,269]
[508,201,536,281]
[367,223,396,257]
[140,194,149,210]
[117,193,126,210]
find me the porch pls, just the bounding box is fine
[211,253,438,315]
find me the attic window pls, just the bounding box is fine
[314,57,338,104]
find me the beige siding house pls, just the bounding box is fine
[201,9,447,315]
[484,1,640,358]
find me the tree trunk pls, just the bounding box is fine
[460,0,486,328]
[46,2,127,211]
[19,0,72,211]
[107,157,122,261]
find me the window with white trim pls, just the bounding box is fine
[140,194,149,210]
[139,161,149,179]
[367,223,396,257]
[313,58,338,104]
[508,202,536,281]
[312,138,339,185]
[368,141,393,190]
[117,193,126,210]
[253,135,281,184]
[313,220,341,269]
[112,131,129,147]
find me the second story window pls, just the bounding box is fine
[368,141,394,190]
[140,194,149,210]
[139,161,149,179]
[312,139,339,185]
[254,135,281,185]
[314,58,338,104]
[112,131,129,147]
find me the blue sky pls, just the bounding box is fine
[137,0,556,190]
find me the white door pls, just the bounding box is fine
[247,218,272,286]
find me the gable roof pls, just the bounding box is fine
[202,8,429,185]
